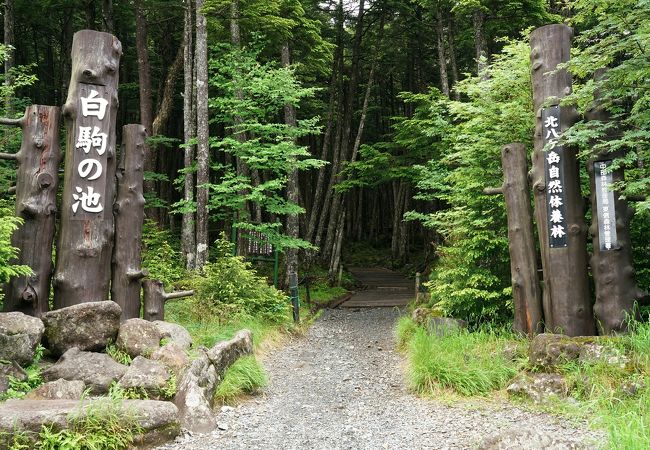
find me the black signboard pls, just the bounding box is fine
[594,160,617,251]
[542,105,568,248]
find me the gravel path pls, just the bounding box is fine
[158,308,602,450]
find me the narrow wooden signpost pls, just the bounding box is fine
[0,106,61,316]
[111,125,148,320]
[484,143,543,336]
[142,280,194,322]
[530,24,594,336]
[586,75,645,334]
[53,30,122,309]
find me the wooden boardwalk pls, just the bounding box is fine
[342,267,414,308]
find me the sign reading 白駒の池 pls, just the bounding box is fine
[70,85,112,220]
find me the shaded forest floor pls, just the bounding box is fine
[156,308,600,450]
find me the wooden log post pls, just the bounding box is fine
[111,125,148,320]
[530,25,595,336]
[1,106,61,317]
[53,30,122,309]
[484,144,543,336]
[142,279,194,322]
[586,74,645,334]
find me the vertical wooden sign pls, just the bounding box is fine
[53,30,122,309]
[530,24,595,336]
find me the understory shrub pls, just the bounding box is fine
[189,236,290,324]
[141,220,186,290]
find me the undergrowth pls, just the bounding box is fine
[214,355,267,405]
[0,345,45,401]
[397,315,650,449]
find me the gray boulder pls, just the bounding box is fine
[117,318,162,358]
[0,361,28,394]
[119,356,171,399]
[0,399,180,449]
[506,373,568,403]
[578,343,629,368]
[175,329,253,433]
[0,312,44,366]
[153,321,193,350]
[25,379,85,400]
[151,342,190,377]
[42,301,121,356]
[529,333,581,369]
[425,317,467,337]
[478,428,590,449]
[42,347,127,394]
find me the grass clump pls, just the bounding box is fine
[0,345,44,401]
[398,317,521,396]
[105,343,132,366]
[214,355,267,405]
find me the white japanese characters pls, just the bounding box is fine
[72,89,109,215]
[596,161,617,250]
[543,107,568,247]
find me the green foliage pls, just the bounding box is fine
[105,344,133,366]
[0,200,32,305]
[214,355,267,405]
[396,315,418,351]
[188,235,291,324]
[405,38,534,325]
[401,319,521,396]
[202,44,324,251]
[0,345,44,401]
[141,220,186,290]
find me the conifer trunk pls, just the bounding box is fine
[182,0,196,270]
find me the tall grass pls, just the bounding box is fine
[214,356,267,405]
[401,320,521,396]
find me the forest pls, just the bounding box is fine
[0,0,649,448]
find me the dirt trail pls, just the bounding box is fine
[157,307,600,450]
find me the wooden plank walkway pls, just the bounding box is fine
[341,267,414,308]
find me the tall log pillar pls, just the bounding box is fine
[2,106,61,316]
[485,144,543,336]
[586,75,645,334]
[530,24,595,336]
[53,30,122,309]
[111,125,147,320]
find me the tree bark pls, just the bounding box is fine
[182,0,196,270]
[473,8,488,77]
[53,30,122,309]
[111,125,147,321]
[194,0,209,269]
[530,24,594,336]
[485,144,543,336]
[4,0,15,113]
[135,0,157,221]
[101,0,114,33]
[3,106,61,317]
[142,279,194,321]
[447,13,460,99]
[586,73,645,334]
[436,8,450,97]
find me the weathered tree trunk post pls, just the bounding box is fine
[111,125,147,320]
[530,25,594,336]
[1,106,61,317]
[484,143,543,336]
[142,279,194,321]
[586,74,645,334]
[53,30,122,309]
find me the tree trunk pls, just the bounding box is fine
[586,73,645,334]
[142,279,194,321]
[182,0,196,270]
[484,144,543,336]
[530,24,594,336]
[53,30,122,309]
[473,8,488,77]
[436,8,449,97]
[4,0,14,113]
[135,0,157,221]
[194,0,209,269]
[102,0,114,33]
[282,42,300,286]
[2,106,61,317]
[447,13,460,99]
[111,125,147,321]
